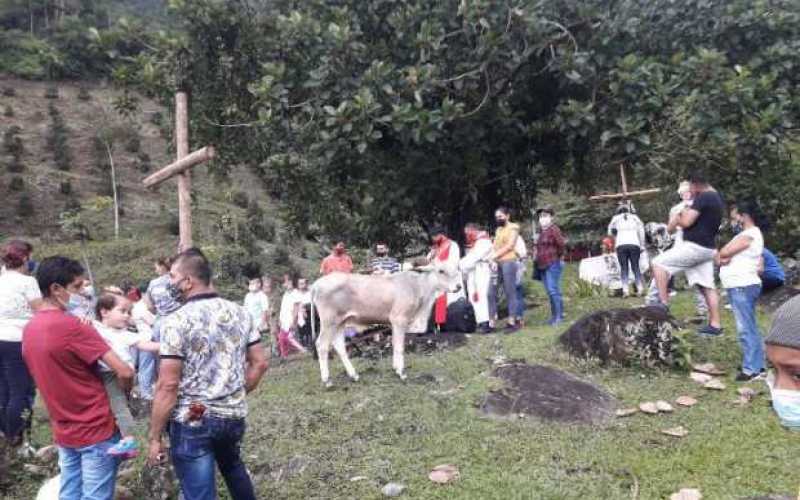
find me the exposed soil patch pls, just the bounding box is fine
[345,329,467,359]
[559,306,682,367]
[758,286,800,313]
[480,363,618,424]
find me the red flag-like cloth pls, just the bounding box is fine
[434,240,451,326]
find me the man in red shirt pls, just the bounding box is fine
[22,256,133,500]
[319,241,354,275]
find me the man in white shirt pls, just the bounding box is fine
[278,277,308,357]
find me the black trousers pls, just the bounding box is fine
[616,244,643,287]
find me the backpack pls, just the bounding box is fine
[443,297,477,333]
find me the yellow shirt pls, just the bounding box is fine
[494,222,520,262]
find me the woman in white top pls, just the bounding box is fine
[0,240,42,445]
[608,205,646,297]
[716,201,766,382]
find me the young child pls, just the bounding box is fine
[94,293,160,458]
[243,277,270,335]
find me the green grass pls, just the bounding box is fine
[5,264,799,499]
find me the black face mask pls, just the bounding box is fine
[496,219,507,226]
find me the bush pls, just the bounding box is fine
[6,157,24,173]
[3,126,23,156]
[48,104,72,171]
[16,195,34,217]
[149,111,163,126]
[9,177,24,191]
[245,201,276,241]
[77,87,91,101]
[231,190,249,209]
[125,135,141,153]
[137,152,151,173]
[59,181,72,195]
[2,87,15,97]
[3,105,13,117]
[167,214,180,235]
[44,86,59,99]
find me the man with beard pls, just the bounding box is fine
[370,242,401,275]
[320,241,354,276]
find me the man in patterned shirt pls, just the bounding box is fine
[147,248,269,500]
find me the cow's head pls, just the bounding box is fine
[413,263,462,295]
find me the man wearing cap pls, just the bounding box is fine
[652,171,725,336]
[764,295,800,430]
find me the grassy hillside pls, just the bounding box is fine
[2,265,797,499]
[0,77,322,293]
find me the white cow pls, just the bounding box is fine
[311,266,460,387]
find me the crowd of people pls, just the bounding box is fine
[2,171,800,500]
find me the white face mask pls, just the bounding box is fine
[248,282,260,292]
[767,372,800,431]
[539,215,553,228]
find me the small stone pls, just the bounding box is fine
[382,482,405,497]
[429,464,460,484]
[661,426,689,438]
[703,379,726,390]
[670,487,702,500]
[615,408,638,417]
[350,476,368,482]
[639,402,659,414]
[737,387,756,400]
[690,372,713,384]
[675,396,698,407]
[692,363,725,376]
[655,400,674,413]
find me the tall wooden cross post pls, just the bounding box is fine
[589,164,661,207]
[142,91,215,250]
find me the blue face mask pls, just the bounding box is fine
[767,373,800,431]
[65,293,86,312]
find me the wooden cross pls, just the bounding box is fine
[589,164,661,203]
[142,91,215,250]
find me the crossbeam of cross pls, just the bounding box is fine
[589,164,661,202]
[142,91,215,250]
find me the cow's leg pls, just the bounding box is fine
[332,333,359,382]
[390,321,408,381]
[315,323,335,388]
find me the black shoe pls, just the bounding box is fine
[735,370,766,382]
[503,323,521,333]
[697,324,723,337]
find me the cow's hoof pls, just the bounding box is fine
[349,374,360,382]
[323,380,333,389]
[396,372,407,381]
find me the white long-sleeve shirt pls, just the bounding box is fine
[608,213,645,248]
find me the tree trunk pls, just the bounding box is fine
[28,0,34,35]
[104,142,120,240]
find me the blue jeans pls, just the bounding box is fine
[541,261,564,323]
[499,260,522,321]
[137,318,162,400]
[58,433,120,500]
[169,417,256,500]
[0,340,35,441]
[728,285,765,375]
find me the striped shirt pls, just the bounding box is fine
[370,256,401,274]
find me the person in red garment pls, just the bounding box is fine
[320,241,354,275]
[427,227,462,330]
[22,256,133,500]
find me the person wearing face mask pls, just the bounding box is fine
[139,256,181,402]
[320,241,354,276]
[370,242,401,275]
[764,295,800,431]
[534,206,566,326]
[460,223,495,333]
[427,227,463,330]
[491,207,524,332]
[715,201,767,382]
[607,204,646,297]
[0,240,42,448]
[22,256,134,500]
[147,248,268,500]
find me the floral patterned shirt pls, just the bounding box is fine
[147,274,181,317]
[160,293,261,422]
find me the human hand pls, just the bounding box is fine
[147,438,165,466]
[116,374,133,393]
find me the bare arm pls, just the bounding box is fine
[245,343,269,393]
[135,340,161,353]
[148,359,182,445]
[100,350,134,391]
[719,235,753,260]
[757,255,765,275]
[677,208,700,229]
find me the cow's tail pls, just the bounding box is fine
[310,283,318,359]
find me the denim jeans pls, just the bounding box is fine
[616,244,643,289]
[541,261,564,322]
[137,318,161,400]
[499,260,522,321]
[58,432,120,500]
[0,340,35,441]
[728,284,765,375]
[169,417,256,500]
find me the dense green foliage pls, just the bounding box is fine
[112,0,800,252]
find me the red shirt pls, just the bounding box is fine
[22,309,115,447]
[320,254,353,275]
[536,225,566,269]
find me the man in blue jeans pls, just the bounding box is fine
[23,257,134,499]
[147,248,269,500]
